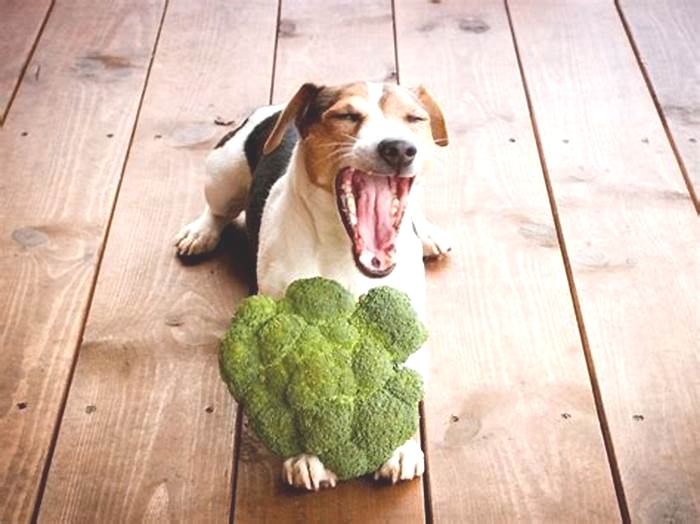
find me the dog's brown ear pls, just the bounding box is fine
[263,83,323,155]
[413,85,449,147]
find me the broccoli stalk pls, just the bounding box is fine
[219,277,427,480]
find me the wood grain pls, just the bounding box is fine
[0,1,165,521]
[0,0,53,123]
[232,1,426,522]
[393,0,620,520]
[271,0,397,102]
[35,0,277,521]
[3,0,696,521]
[509,0,700,521]
[618,0,700,210]
[235,422,424,523]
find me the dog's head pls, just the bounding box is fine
[263,82,448,278]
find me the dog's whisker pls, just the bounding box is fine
[338,133,360,144]
[313,149,354,166]
[316,140,356,149]
[312,144,355,163]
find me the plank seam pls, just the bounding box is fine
[614,0,699,214]
[268,0,283,104]
[0,0,56,126]
[29,1,172,520]
[418,402,433,524]
[229,405,245,524]
[390,0,401,85]
[502,1,631,521]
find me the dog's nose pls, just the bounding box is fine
[377,139,417,170]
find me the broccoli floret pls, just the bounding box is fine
[219,277,427,480]
[353,388,420,467]
[246,385,301,457]
[296,397,354,455]
[352,339,393,395]
[318,440,369,480]
[352,286,428,364]
[282,277,355,322]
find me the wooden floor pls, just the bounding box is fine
[1,0,698,522]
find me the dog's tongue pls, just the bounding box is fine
[344,170,412,276]
[354,173,395,270]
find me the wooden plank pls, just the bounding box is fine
[0,0,53,123]
[0,1,165,522]
[394,1,620,520]
[618,0,700,210]
[36,0,277,521]
[271,0,397,102]
[235,423,423,523]
[509,1,700,521]
[232,1,427,522]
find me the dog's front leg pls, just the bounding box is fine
[175,111,263,256]
[411,198,453,258]
[282,454,338,491]
[374,438,425,483]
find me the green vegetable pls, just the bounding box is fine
[219,277,427,480]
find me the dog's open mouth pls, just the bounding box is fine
[336,167,415,278]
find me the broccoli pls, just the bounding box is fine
[219,277,427,480]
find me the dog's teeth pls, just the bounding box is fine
[346,194,358,226]
[347,196,356,215]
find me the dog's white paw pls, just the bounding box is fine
[418,222,452,258]
[174,213,223,256]
[374,438,425,484]
[282,454,338,491]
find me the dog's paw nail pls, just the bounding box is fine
[282,454,337,491]
[420,224,453,259]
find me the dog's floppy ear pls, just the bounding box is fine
[263,83,323,155]
[413,85,449,147]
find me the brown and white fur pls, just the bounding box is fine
[175,81,451,490]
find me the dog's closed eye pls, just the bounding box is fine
[405,114,428,123]
[331,112,363,123]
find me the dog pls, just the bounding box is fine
[175,81,451,490]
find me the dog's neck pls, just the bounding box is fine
[288,146,348,247]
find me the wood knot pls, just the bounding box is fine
[73,53,138,81]
[572,246,610,270]
[12,227,48,248]
[518,223,557,248]
[83,53,135,69]
[166,122,218,149]
[458,17,489,33]
[164,314,184,327]
[418,21,439,32]
[278,19,298,38]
